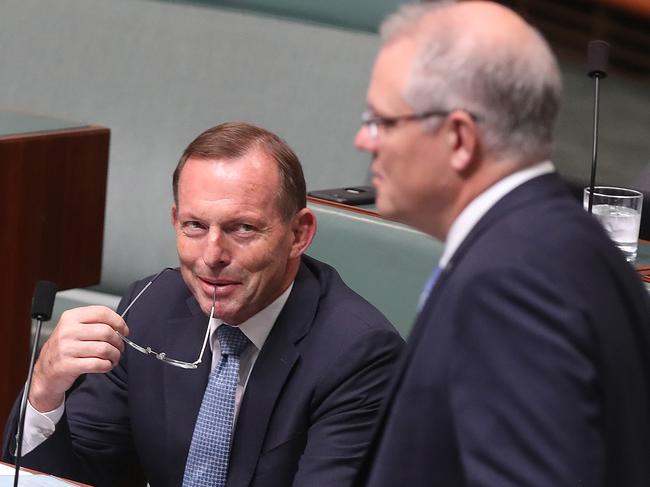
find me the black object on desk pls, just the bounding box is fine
[308,186,376,205]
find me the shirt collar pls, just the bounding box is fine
[439,160,555,269]
[209,282,294,352]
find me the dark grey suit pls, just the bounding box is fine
[4,256,403,487]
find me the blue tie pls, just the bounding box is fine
[417,266,442,312]
[183,325,250,487]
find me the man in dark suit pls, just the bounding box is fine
[3,122,403,486]
[354,1,650,486]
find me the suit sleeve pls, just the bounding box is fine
[291,324,403,487]
[449,265,605,487]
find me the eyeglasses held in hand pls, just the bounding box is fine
[116,267,213,369]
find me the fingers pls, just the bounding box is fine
[54,306,129,363]
[57,320,125,354]
[58,336,124,368]
[66,305,130,337]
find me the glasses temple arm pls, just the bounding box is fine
[118,267,175,319]
[192,296,216,366]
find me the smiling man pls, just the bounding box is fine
[3,122,403,487]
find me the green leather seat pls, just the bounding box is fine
[307,200,443,337]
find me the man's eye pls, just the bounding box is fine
[181,221,206,235]
[229,223,260,238]
[380,118,398,128]
[235,223,256,234]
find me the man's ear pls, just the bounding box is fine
[289,208,317,259]
[171,204,178,227]
[447,111,479,173]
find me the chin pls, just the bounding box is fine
[196,299,215,317]
[375,194,394,217]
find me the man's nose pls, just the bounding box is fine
[354,125,378,153]
[202,230,229,268]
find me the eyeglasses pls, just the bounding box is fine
[361,108,481,140]
[116,267,213,369]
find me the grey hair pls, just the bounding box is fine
[380,2,562,162]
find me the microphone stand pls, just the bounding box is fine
[587,40,610,214]
[587,74,602,214]
[13,316,45,487]
[14,281,56,487]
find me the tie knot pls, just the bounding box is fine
[216,325,249,357]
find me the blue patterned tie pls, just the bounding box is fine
[183,325,250,487]
[417,266,442,312]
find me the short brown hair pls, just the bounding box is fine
[173,122,306,220]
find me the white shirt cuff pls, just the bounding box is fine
[21,400,65,455]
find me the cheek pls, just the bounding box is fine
[242,250,282,281]
[243,243,290,283]
[380,141,411,176]
[176,236,201,263]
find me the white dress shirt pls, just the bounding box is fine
[20,282,293,455]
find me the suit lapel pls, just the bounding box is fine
[408,174,566,347]
[163,295,212,478]
[227,262,319,487]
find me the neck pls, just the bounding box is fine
[429,156,536,240]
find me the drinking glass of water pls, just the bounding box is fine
[584,186,643,262]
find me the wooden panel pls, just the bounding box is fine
[601,0,650,18]
[0,125,109,440]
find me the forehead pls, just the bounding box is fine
[368,37,418,113]
[177,151,282,213]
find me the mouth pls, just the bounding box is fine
[198,276,240,296]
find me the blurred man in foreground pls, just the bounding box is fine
[354,2,650,485]
[4,122,403,486]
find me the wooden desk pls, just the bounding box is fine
[0,112,109,440]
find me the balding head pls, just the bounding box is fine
[381,1,562,164]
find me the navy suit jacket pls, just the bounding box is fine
[4,256,403,487]
[360,173,650,486]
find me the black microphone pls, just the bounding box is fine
[586,40,610,213]
[13,281,57,487]
[31,281,56,321]
[588,40,610,79]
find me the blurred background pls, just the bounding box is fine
[1,0,648,289]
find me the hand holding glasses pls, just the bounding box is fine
[116,267,214,369]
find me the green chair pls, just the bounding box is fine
[306,199,443,337]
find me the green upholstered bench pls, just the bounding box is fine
[306,198,443,337]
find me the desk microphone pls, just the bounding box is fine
[13,280,57,487]
[586,40,610,213]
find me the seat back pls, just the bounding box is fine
[307,199,443,337]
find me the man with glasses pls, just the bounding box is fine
[354,2,650,486]
[3,122,403,486]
